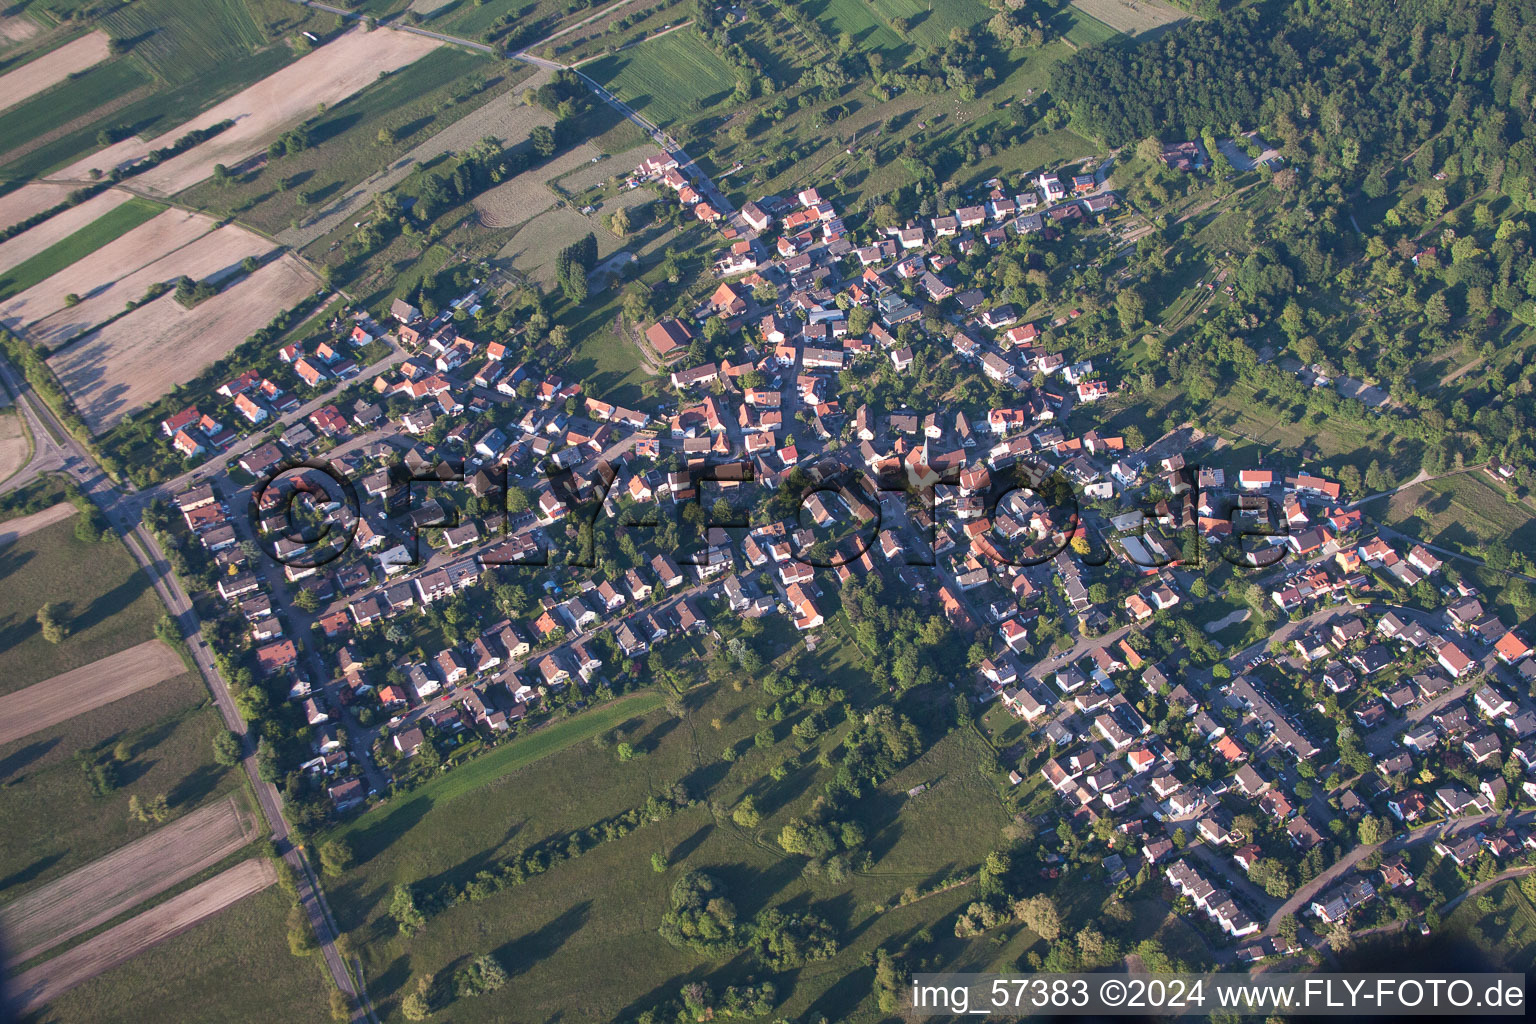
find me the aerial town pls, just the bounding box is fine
[2,0,1535,1021]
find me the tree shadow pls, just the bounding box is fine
[667,821,713,865]
[492,900,592,978]
[0,737,59,782]
[0,851,64,894]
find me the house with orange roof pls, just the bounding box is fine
[1495,632,1531,664]
[786,583,823,630]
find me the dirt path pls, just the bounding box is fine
[0,638,186,746]
[1441,354,1483,386]
[0,794,259,963]
[0,500,75,547]
[9,857,276,1013]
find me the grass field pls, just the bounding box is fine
[0,59,152,173]
[866,0,994,50]
[0,197,164,301]
[0,684,237,904]
[583,28,739,127]
[329,628,1017,1023]
[1373,470,1536,556]
[1069,0,1189,37]
[0,518,165,696]
[27,885,332,1024]
[335,690,667,856]
[1061,5,1124,47]
[101,0,268,85]
[804,0,905,59]
[1440,878,1536,971]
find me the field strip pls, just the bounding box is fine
[0,31,113,115]
[46,26,443,196]
[9,857,277,1013]
[0,188,131,276]
[1068,0,1189,35]
[279,67,555,249]
[0,639,186,748]
[0,183,78,236]
[18,219,271,350]
[0,500,75,547]
[0,794,259,963]
[47,252,319,434]
[474,142,604,228]
[0,207,220,335]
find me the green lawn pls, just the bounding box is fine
[0,197,165,301]
[583,29,740,127]
[0,518,166,696]
[867,0,994,50]
[333,689,666,857]
[0,688,238,902]
[33,886,334,1024]
[804,0,906,59]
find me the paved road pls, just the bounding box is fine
[1268,809,1536,938]
[0,362,72,497]
[0,352,372,1023]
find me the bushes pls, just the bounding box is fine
[0,327,91,441]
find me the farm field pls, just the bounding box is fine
[0,30,112,115]
[0,517,164,695]
[0,638,188,748]
[0,793,260,964]
[0,14,40,45]
[0,502,76,547]
[99,0,267,84]
[583,29,739,127]
[473,141,604,228]
[0,183,81,235]
[1069,0,1190,37]
[0,209,235,339]
[0,60,152,177]
[0,189,133,277]
[0,406,27,484]
[29,886,333,1024]
[252,60,550,245]
[47,252,320,433]
[1062,5,1124,47]
[0,675,227,902]
[9,857,278,1015]
[0,196,164,301]
[46,26,443,196]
